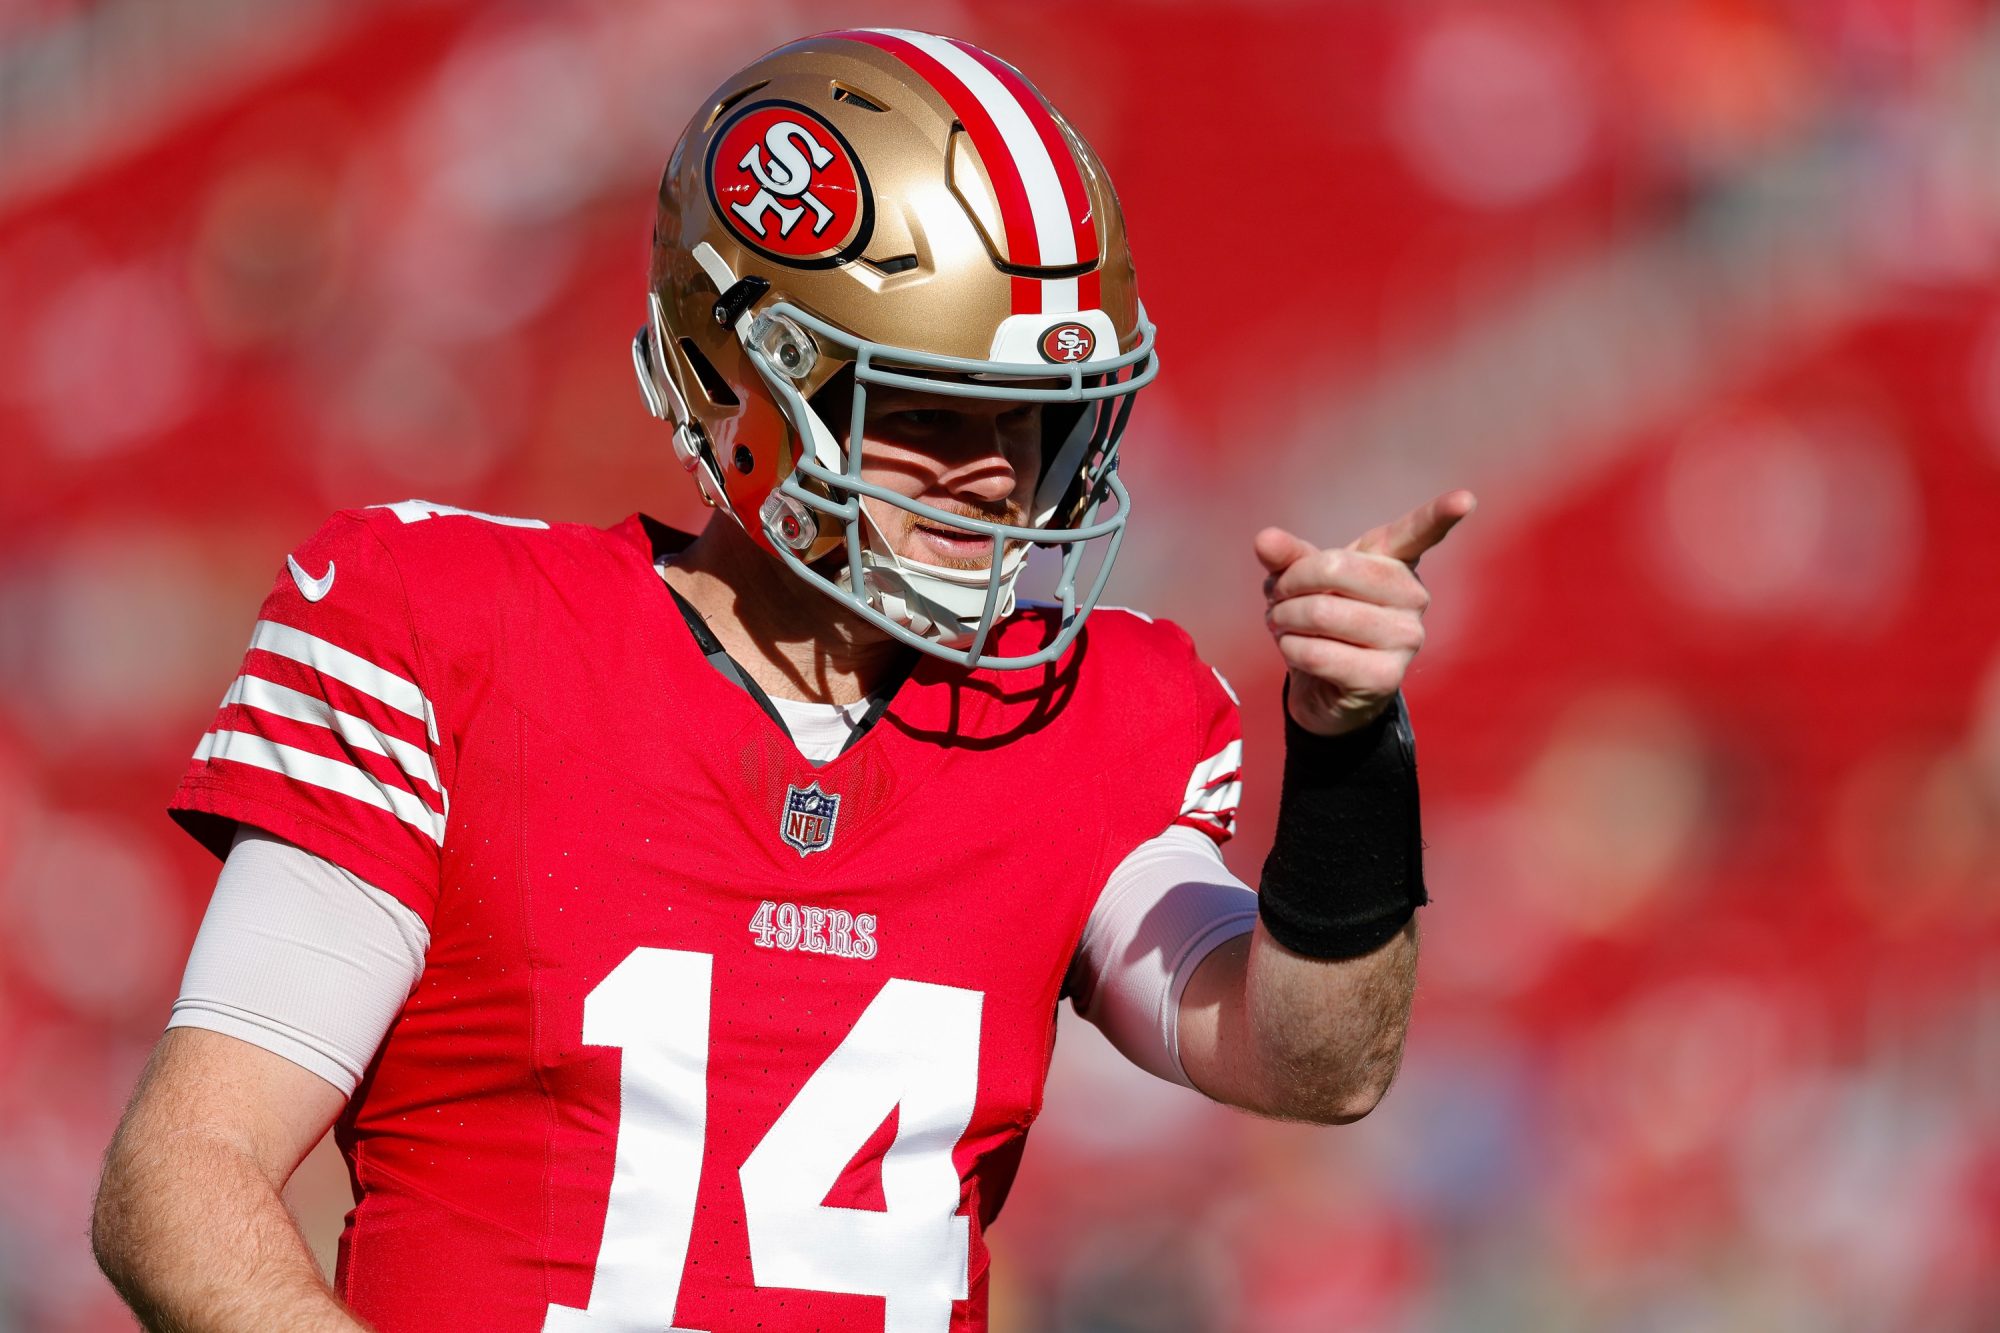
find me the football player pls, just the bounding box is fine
[92,29,1471,1333]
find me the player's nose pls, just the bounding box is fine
[937,421,1026,506]
[941,455,1019,507]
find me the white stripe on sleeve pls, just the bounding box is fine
[195,729,446,844]
[1181,739,1244,828]
[248,619,438,742]
[1183,739,1243,804]
[223,673,441,796]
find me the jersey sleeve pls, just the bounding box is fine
[1171,648,1243,846]
[170,512,452,924]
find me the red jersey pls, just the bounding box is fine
[171,501,1241,1332]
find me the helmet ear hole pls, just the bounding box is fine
[677,337,740,408]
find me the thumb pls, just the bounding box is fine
[1254,526,1319,576]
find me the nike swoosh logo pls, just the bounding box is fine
[287,555,336,602]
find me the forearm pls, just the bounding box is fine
[1190,684,1425,1121]
[1181,916,1417,1122]
[1249,915,1417,1120]
[93,1125,363,1333]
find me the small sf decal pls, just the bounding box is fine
[781,781,841,857]
[1038,321,1096,363]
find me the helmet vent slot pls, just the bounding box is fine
[831,83,887,112]
[863,254,919,276]
[677,338,740,407]
[995,257,1097,280]
[704,81,769,130]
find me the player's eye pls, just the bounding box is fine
[879,408,960,433]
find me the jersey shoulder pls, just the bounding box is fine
[1079,607,1243,844]
[1075,605,1230,699]
[991,602,1240,745]
[995,601,1207,673]
[170,502,661,910]
[294,499,658,636]
[310,499,647,580]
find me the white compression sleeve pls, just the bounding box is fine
[168,828,429,1096]
[1067,824,1258,1088]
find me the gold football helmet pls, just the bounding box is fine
[633,27,1158,668]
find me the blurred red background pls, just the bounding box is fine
[2,1,1996,1328]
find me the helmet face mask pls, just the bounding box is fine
[637,28,1158,669]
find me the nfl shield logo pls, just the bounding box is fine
[781,782,841,857]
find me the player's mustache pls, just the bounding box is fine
[903,500,1026,535]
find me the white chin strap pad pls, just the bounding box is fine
[862,551,1024,648]
[850,500,1027,648]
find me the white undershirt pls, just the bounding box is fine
[766,693,874,764]
[169,700,1257,1096]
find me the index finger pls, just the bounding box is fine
[1349,489,1478,566]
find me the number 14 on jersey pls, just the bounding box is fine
[543,948,984,1333]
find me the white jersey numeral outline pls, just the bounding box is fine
[543,948,983,1333]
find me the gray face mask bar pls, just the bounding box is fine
[745,301,1159,671]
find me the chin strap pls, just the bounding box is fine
[845,499,1027,647]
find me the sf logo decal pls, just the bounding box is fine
[707,101,873,267]
[733,121,837,239]
[1039,321,1097,363]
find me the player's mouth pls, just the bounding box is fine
[906,511,1020,567]
[910,520,992,561]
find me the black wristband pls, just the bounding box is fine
[1257,690,1427,959]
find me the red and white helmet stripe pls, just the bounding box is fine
[836,28,1102,315]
